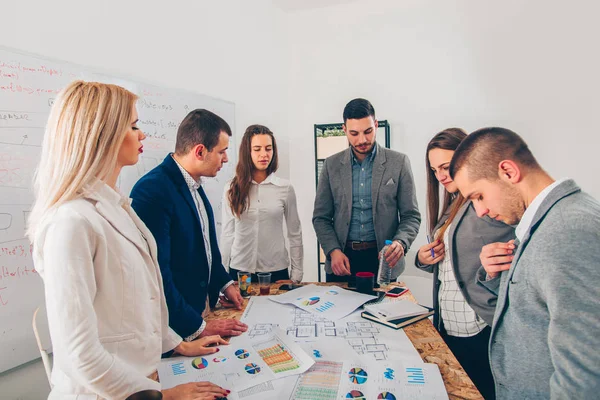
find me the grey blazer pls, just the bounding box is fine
[416,200,515,328]
[312,144,421,278]
[479,179,600,399]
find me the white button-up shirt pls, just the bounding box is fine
[515,178,567,242]
[221,174,304,282]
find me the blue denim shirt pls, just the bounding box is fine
[347,145,377,242]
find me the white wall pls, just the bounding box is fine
[0,0,290,177]
[0,0,288,398]
[285,0,600,282]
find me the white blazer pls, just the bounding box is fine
[34,181,182,400]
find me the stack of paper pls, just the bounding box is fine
[364,300,430,322]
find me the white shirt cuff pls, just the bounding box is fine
[220,280,235,293]
[184,320,206,342]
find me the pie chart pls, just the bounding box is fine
[235,349,250,359]
[244,363,261,375]
[348,367,368,384]
[212,357,228,363]
[378,393,396,400]
[191,357,208,370]
[345,390,366,399]
[302,296,320,306]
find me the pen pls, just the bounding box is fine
[426,235,435,258]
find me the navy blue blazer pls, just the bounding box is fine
[130,155,231,338]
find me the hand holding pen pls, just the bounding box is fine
[417,234,445,265]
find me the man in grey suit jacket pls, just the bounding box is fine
[450,127,600,399]
[313,98,421,284]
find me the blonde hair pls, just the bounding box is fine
[27,80,138,240]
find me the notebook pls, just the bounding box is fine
[361,307,434,330]
[364,300,430,321]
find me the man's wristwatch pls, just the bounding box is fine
[395,240,407,253]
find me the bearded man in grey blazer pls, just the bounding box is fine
[313,98,421,285]
[450,127,600,399]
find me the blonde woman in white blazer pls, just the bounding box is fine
[27,81,231,400]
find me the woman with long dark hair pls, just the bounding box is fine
[415,128,515,400]
[221,125,303,283]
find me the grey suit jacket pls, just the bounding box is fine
[313,144,421,278]
[479,179,600,399]
[416,200,515,328]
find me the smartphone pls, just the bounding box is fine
[385,286,408,297]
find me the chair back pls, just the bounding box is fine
[32,307,53,387]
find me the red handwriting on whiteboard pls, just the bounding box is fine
[138,98,173,111]
[0,265,37,281]
[0,153,25,186]
[0,82,61,96]
[142,89,164,97]
[0,69,19,79]
[0,61,63,78]
[0,287,7,306]
[0,244,29,257]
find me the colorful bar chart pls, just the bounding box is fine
[315,301,335,313]
[291,361,343,400]
[257,343,300,373]
[406,367,425,384]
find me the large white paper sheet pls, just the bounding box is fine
[239,296,422,363]
[270,284,376,320]
[158,328,314,393]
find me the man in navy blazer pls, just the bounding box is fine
[131,109,247,341]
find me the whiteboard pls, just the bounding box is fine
[0,46,236,373]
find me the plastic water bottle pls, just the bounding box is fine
[377,240,394,286]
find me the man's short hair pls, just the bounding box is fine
[175,109,232,155]
[449,127,540,181]
[343,98,375,122]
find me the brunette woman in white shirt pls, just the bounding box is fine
[221,125,303,284]
[27,81,230,400]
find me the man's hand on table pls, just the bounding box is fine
[200,319,248,338]
[219,284,244,310]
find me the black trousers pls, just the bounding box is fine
[325,246,379,287]
[441,325,495,400]
[229,267,290,284]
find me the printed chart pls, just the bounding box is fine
[191,357,209,370]
[258,341,300,373]
[158,328,314,395]
[270,284,375,320]
[345,390,366,399]
[290,361,344,400]
[336,361,449,400]
[348,368,368,384]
